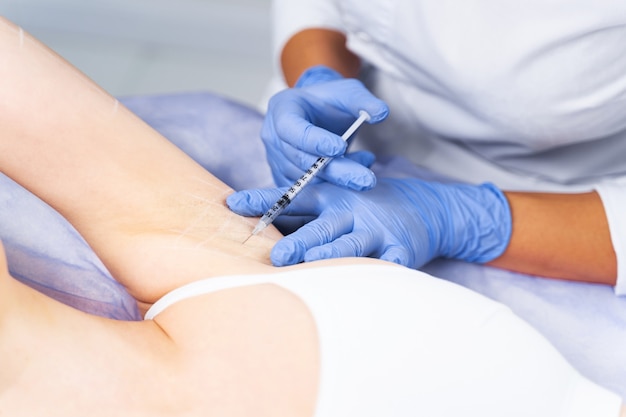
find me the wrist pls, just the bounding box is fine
[431,182,512,263]
[295,65,345,88]
[451,182,512,263]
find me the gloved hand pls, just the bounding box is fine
[227,178,512,268]
[263,65,389,191]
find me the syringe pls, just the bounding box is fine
[243,110,371,243]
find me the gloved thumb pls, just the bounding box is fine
[226,188,286,217]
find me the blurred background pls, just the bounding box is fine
[1,0,274,109]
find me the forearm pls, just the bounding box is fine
[488,191,617,285]
[281,28,361,86]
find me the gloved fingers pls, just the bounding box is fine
[261,111,325,184]
[316,157,377,191]
[267,146,377,190]
[287,119,348,157]
[264,144,323,187]
[226,187,324,218]
[266,82,388,156]
[303,229,380,262]
[226,188,286,217]
[344,150,376,168]
[270,210,354,266]
[379,245,413,267]
[267,99,348,157]
[311,79,390,124]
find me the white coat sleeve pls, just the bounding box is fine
[595,182,626,296]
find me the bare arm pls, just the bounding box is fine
[489,191,616,286]
[0,18,281,304]
[281,28,361,86]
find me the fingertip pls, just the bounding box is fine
[225,191,246,212]
[367,102,390,124]
[270,239,304,266]
[347,170,377,191]
[380,247,411,267]
[327,160,377,190]
[303,246,331,263]
[315,132,348,156]
[225,192,238,205]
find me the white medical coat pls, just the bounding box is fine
[271,0,626,294]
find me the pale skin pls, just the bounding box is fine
[0,18,623,416]
[280,28,617,286]
[0,17,324,416]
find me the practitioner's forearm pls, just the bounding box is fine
[281,28,361,86]
[488,191,617,285]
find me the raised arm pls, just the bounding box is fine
[0,18,281,305]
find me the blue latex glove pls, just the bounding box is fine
[263,65,389,190]
[227,178,512,268]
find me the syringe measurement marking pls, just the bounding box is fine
[261,155,330,223]
[244,110,370,241]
